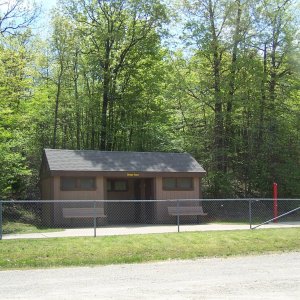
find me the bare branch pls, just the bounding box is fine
[0,0,40,35]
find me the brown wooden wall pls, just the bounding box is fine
[41,177,54,225]
[154,177,201,223]
[51,176,104,226]
[41,174,204,225]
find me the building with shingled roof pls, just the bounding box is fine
[40,149,206,225]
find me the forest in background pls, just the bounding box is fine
[0,0,299,200]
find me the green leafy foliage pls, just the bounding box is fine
[0,0,299,199]
[0,36,32,199]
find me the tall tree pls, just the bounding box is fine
[0,1,39,198]
[251,0,299,194]
[181,0,242,196]
[172,0,300,197]
[0,34,32,198]
[62,0,168,150]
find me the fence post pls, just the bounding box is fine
[0,201,2,240]
[177,199,180,233]
[93,201,96,238]
[273,183,278,223]
[249,199,252,230]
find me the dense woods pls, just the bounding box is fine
[0,0,299,199]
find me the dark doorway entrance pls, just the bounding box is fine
[106,177,155,224]
[134,178,155,223]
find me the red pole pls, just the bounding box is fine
[273,182,278,223]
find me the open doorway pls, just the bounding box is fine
[133,178,155,223]
[106,178,155,224]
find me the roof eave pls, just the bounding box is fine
[49,170,206,177]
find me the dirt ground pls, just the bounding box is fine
[0,252,299,299]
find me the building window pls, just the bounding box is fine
[80,178,96,190]
[107,179,128,192]
[60,177,96,191]
[162,177,193,190]
[163,178,177,190]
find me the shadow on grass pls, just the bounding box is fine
[2,221,63,234]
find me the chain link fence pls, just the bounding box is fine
[1,199,299,239]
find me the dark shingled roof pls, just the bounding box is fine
[44,149,206,173]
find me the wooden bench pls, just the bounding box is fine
[168,206,207,216]
[63,208,107,219]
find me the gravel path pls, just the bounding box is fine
[1,252,299,299]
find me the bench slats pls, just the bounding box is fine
[168,206,207,216]
[63,208,106,218]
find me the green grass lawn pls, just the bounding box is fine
[0,228,299,270]
[2,221,62,234]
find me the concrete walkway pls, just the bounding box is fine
[3,222,300,240]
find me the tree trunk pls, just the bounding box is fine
[73,48,80,149]
[53,62,64,149]
[225,0,242,170]
[208,0,224,174]
[258,43,267,145]
[100,39,111,151]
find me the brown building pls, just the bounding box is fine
[40,149,206,226]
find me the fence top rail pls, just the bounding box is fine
[0,198,299,204]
